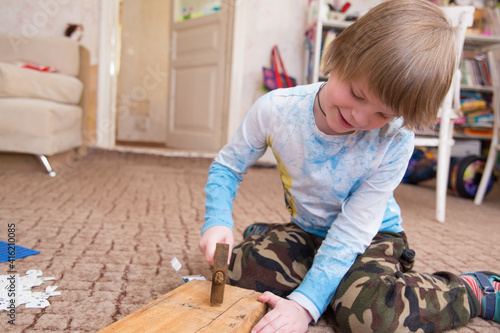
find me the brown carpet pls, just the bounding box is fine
[0,148,499,333]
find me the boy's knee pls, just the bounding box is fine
[228,236,309,296]
[332,273,399,333]
[333,271,451,333]
[228,241,294,296]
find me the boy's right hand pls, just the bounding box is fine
[198,225,234,265]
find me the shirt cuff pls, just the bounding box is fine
[201,218,233,235]
[287,291,321,323]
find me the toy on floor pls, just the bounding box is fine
[449,155,495,199]
[403,149,437,185]
[0,270,60,311]
[403,148,495,199]
[0,241,40,263]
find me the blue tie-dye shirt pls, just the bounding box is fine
[201,82,414,321]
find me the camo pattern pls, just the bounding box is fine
[228,223,322,297]
[228,224,478,333]
[333,232,476,333]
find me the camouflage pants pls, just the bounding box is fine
[228,223,478,333]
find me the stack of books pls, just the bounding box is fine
[455,92,494,137]
[460,53,492,87]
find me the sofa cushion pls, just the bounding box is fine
[0,62,83,105]
[0,33,80,76]
[0,98,82,156]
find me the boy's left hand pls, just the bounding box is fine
[251,292,312,333]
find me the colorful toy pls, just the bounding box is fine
[449,155,495,199]
[404,149,495,199]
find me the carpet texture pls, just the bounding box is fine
[0,148,499,332]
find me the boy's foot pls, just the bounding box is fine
[243,223,270,238]
[459,271,500,322]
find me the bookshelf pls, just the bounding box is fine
[456,36,500,138]
[306,19,348,83]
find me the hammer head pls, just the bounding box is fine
[210,243,229,305]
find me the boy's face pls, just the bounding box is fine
[315,71,396,135]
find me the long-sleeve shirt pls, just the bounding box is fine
[201,82,414,321]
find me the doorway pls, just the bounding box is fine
[114,0,233,153]
[116,0,170,145]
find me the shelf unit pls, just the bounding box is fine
[307,18,349,84]
[457,34,500,136]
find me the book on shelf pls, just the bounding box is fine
[460,53,492,87]
[465,112,494,124]
[460,127,494,137]
[318,29,336,76]
[458,91,494,129]
[461,98,487,111]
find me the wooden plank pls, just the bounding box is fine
[99,280,267,333]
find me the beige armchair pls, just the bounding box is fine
[0,32,89,176]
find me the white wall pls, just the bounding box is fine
[227,0,309,163]
[0,0,101,65]
[234,0,308,130]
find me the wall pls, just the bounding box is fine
[236,0,308,130]
[0,0,101,65]
[228,0,309,163]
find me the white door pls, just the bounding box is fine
[167,2,234,152]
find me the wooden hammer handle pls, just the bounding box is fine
[210,243,229,304]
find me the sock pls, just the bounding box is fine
[461,275,500,316]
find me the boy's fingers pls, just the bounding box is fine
[199,226,234,266]
[251,306,281,333]
[258,291,277,307]
[227,243,233,265]
[199,238,215,265]
[204,242,216,265]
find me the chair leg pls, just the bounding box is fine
[475,51,499,205]
[435,140,451,223]
[36,154,56,177]
[474,147,498,205]
[435,114,454,223]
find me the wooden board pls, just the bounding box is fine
[99,280,267,333]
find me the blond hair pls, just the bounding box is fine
[321,0,457,130]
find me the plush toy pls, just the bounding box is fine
[403,149,437,185]
[64,24,83,42]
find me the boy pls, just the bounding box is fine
[199,0,500,332]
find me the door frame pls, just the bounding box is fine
[96,0,244,151]
[96,0,120,149]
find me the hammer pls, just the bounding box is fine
[210,243,229,305]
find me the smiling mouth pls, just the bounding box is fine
[337,109,354,129]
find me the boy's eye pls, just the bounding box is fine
[351,89,363,100]
[379,113,393,120]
